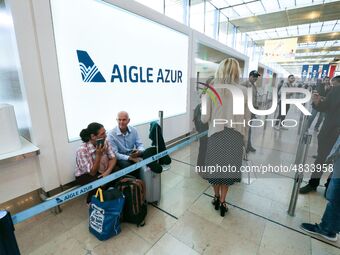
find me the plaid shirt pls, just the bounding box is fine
[75,140,115,177]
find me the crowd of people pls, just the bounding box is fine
[74,57,339,241]
[197,57,339,241]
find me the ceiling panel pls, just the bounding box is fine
[246,21,339,43]
[261,0,280,12]
[210,0,229,9]
[267,30,278,37]
[254,32,340,46]
[207,1,339,71]
[295,54,339,59]
[335,23,340,30]
[231,2,340,32]
[296,0,317,5]
[228,0,243,5]
[296,46,340,52]
[279,0,296,9]
[221,8,239,19]
[246,1,264,13]
[309,22,322,33]
[233,5,252,17]
[296,50,340,57]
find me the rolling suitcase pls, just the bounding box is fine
[142,120,165,204]
[115,176,147,227]
[140,166,161,204]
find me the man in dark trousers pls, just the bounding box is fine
[300,76,340,194]
[241,70,261,153]
[300,136,340,241]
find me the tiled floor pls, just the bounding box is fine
[14,107,340,254]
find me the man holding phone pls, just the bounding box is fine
[108,111,144,178]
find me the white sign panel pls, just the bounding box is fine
[51,0,189,141]
[263,38,297,62]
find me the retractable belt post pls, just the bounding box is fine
[158,111,163,133]
[288,115,312,216]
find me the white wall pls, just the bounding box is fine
[0,158,41,203]
[1,0,253,203]
[2,0,194,201]
[2,0,62,199]
[30,0,193,185]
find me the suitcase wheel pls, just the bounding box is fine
[137,220,145,227]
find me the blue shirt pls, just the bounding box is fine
[108,126,144,161]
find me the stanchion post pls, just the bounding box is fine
[288,132,312,216]
[159,111,163,135]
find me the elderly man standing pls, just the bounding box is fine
[108,111,144,178]
[241,70,261,153]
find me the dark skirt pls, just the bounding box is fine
[203,127,243,185]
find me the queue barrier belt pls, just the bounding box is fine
[12,131,208,224]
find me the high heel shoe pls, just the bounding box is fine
[220,201,228,217]
[212,195,220,210]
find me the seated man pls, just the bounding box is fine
[108,111,144,178]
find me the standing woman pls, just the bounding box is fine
[201,58,250,216]
[75,122,117,204]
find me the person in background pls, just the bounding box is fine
[241,70,261,153]
[201,58,250,217]
[75,122,117,204]
[274,74,295,130]
[108,111,144,178]
[306,76,331,132]
[300,135,340,242]
[300,76,340,194]
[194,77,213,170]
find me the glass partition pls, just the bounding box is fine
[0,1,31,140]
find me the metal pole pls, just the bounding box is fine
[297,112,304,135]
[288,171,303,216]
[261,91,268,110]
[298,111,309,136]
[158,111,163,135]
[287,132,312,216]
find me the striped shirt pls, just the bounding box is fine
[75,140,115,177]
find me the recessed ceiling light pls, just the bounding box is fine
[306,11,320,20]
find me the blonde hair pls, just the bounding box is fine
[214,58,240,85]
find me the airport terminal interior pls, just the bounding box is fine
[1,0,340,254]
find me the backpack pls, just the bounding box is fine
[115,176,147,227]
